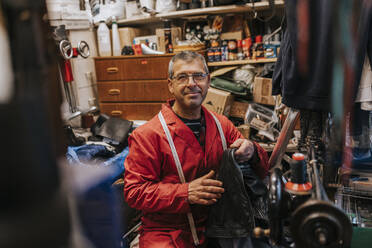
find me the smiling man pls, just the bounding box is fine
[124,51,269,247]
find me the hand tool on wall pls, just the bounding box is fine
[54,25,97,121]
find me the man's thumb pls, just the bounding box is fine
[203,170,215,178]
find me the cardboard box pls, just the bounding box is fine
[220,31,243,41]
[237,124,250,139]
[118,27,150,47]
[253,77,275,106]
[230,101,249,119]
[133,35,159,46]
[203,88,234,116]
[155,27,182,52]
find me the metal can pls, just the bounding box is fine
[207,48,215,62]
[214,48,221,62]
[228,40,237,61]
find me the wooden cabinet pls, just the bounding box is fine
[95,54,173,120]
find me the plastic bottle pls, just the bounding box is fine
[97,19,112,56]
[111,16,121,56]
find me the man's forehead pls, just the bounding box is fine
[172,59,206,73]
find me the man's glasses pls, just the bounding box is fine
[171,73,209,85]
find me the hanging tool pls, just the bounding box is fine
[53,25,96,121]
[58,38,91,116]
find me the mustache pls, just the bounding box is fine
[184,90,201,94]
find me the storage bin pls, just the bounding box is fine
[244,103,277,131]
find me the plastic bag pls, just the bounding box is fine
[155,0,176,13]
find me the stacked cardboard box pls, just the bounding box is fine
[203,88,234,116]
[253,77,276,106]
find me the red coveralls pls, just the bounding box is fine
[124,101,269,247]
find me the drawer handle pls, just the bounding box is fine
[111,110,122,116]
[108,89,121,95]
[140,60,148,65]
[106,67,119,73]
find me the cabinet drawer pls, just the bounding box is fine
[100,102,163,120]
[95,56,172,81]
[97,80,172,102]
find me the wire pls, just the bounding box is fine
[251,0,276,22]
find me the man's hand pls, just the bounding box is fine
[188,170,224,205]
[230,139,255,163]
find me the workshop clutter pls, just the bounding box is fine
[201,14,281,62]
[206,75,281,143]
[205,54,280,143]
[93,8,281,58]
[90,2,284,144]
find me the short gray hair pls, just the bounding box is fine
[168,51,209,79]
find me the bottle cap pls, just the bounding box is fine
[255,35,262,43]
[292,153,305,161]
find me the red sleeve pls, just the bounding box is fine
[123,130,191,214]
[252,142,269,179]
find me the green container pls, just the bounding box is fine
[351,227,372,248]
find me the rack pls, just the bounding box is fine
[117,0,284,26]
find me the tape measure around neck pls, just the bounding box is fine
[158,111,199,246]
[210,112,227,151]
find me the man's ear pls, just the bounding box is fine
[207,75,211,88]
[168,78,174,95]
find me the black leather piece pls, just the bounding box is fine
[239,161,269,225]
[64,125,85,146]
[91,114,110,135]
[93,116,133,148]
[206,148,254,238]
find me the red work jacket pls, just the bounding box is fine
[124,101,269,247]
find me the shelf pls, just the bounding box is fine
[259,142,298,153]
[117,0,284,26]
[208,58,277,66]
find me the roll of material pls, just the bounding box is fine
[211,77,247,96]
[140,43,164,55]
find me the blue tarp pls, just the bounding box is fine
[67,144,129,183]
[66,144,130,248]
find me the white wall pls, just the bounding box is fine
[68,29,99,111]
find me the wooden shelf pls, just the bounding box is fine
[208,58,277,66]
[117,0,284,26]
[259,142,298,153]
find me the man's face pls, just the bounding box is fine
[168,59,210,111]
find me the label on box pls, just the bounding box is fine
[250,117,269,130]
